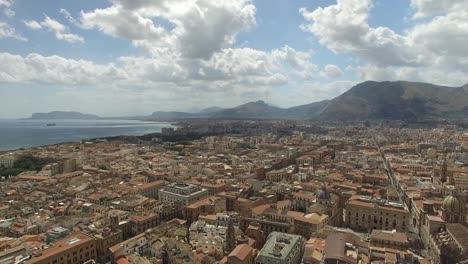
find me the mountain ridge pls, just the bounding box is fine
[26,81,468,121]
[318,81,468,120]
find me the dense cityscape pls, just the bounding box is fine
[0,121,467,264]
[1,0,468,263]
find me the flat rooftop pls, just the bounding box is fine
[256,232,303,261]
[25,233,94,263]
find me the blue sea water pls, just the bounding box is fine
[0,119,173,151]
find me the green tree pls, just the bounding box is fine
[13,155,56,171]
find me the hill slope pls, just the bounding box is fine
[198,106,224,114]
[319,81,468,120]
[212,100,283,120]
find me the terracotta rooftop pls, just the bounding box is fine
[186,195,223,209]
[25,233,94,264]
[228,243,252,261]
[370,230,408,243]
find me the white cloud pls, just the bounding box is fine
[0,50,304,112]
[24,15,84,43]
[271,46,317,80]
[300,0,468,86]
[0,22,26,41]
[299,0,421,67]
[410,0,468,19]
[0,45,316,92]
[0,0,12,7]
[3,8,13,17]
[80,0,256,59]
[322,64,343,78]
[0,0,14,17]
[0,53,121,85]
[24,20,42,30]
[59,8,79,26]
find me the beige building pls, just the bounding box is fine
[287,211,328,239]
[370,229,408,251]
[158,183,208,206]
[453,173,468,191]
[265,169,289,182]
[345,197,409,232]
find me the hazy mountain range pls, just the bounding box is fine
[28,111,100,120]
[28,81,468,121]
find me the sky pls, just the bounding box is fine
[0,0,467,118]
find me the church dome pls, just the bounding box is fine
[442,195,464,213]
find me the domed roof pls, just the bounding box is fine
[442,195,464,213]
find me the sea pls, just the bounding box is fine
[0,119,174,151]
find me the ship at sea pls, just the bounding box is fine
[46,123,56,127]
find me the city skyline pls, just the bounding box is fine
[1,0,468,118]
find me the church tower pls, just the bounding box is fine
[225,218,236,254]
[440,160,448,183]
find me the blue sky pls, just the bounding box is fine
[0,0,467,118]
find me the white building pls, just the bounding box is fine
[158,183,208,205]
[0,155,16,168]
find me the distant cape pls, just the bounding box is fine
[27,111,100,120]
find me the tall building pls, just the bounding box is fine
[62,159,77,173]
[225,218,236,254]
[158,183,208,206]
[255,232,305,264]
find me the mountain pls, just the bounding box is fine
[199,106,224,114]
[210,100,331,120]
[211,100,284,120]
[282,100,330,120]
[319,81,468,120]
[29,111,100,120]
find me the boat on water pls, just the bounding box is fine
[46,123,56,126]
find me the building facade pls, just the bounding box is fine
[158,183,208,206]
[345,197,409,232]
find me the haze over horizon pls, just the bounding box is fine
[1,0,468,118]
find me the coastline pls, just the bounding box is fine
[0,119,175,152]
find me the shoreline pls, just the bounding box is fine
[0,119,175,152]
